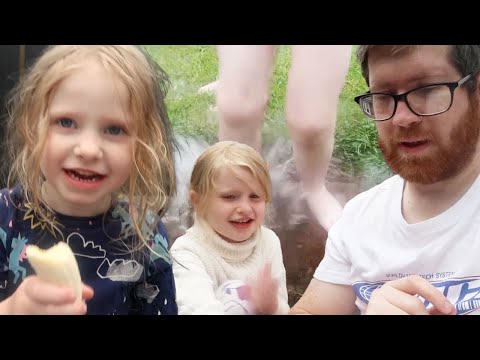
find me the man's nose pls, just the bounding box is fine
[391,101,422,128]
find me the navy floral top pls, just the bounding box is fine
[0,186,177,315]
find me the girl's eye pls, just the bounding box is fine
[106,126,124,135]
[221,195,235,200]
[58,118,75,128]
[250,193,265,201]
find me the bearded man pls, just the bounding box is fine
[290,45,480,315]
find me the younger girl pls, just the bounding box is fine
[0,45,178,315]
[171,141,289,314]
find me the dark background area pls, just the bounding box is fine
[0,45,48,187]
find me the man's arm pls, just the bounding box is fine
[290,278,357,315]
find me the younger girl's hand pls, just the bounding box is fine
[248,263,279,315]
[1,275,94,315]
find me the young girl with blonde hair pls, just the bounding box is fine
[0,45,178,315]
[171,141,289,315]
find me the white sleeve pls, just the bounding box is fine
[313,217,352,285]
[172,249,225,315]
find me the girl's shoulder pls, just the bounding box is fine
[258,226,282,249]
[259,225,280,240]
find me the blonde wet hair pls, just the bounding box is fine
[190,141,271,218]
[4,45,176,252]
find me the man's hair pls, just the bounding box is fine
[357,45,480,91]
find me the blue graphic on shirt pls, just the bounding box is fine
[112,205,154,241]
[9,234,28,283]
[0,227,6,249]
[112,205,170,265]
[353,277,480,315]
[150,233,170,264]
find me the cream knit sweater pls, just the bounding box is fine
[171,217,289,315]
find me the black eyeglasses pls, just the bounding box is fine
[354,73,474,121]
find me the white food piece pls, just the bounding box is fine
[26,242,82,301]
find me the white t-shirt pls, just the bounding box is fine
[315,174,480,315]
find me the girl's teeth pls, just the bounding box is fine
[67,170,102,182]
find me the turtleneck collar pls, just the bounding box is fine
[187,214,260,262]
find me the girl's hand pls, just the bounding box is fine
[1,275,94,315]
[248,263,279,315]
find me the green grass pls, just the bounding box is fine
[144,45,219,142]
[336,49,389,177]
[144,45,389,177]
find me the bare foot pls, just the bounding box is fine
[304,186,343,232]
[198,80,219,94]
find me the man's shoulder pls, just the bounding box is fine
[344,175,402,211]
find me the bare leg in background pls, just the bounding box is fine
[216,45,276,152]
[286,45,352,231]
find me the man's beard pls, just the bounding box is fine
[378,102,480,184]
